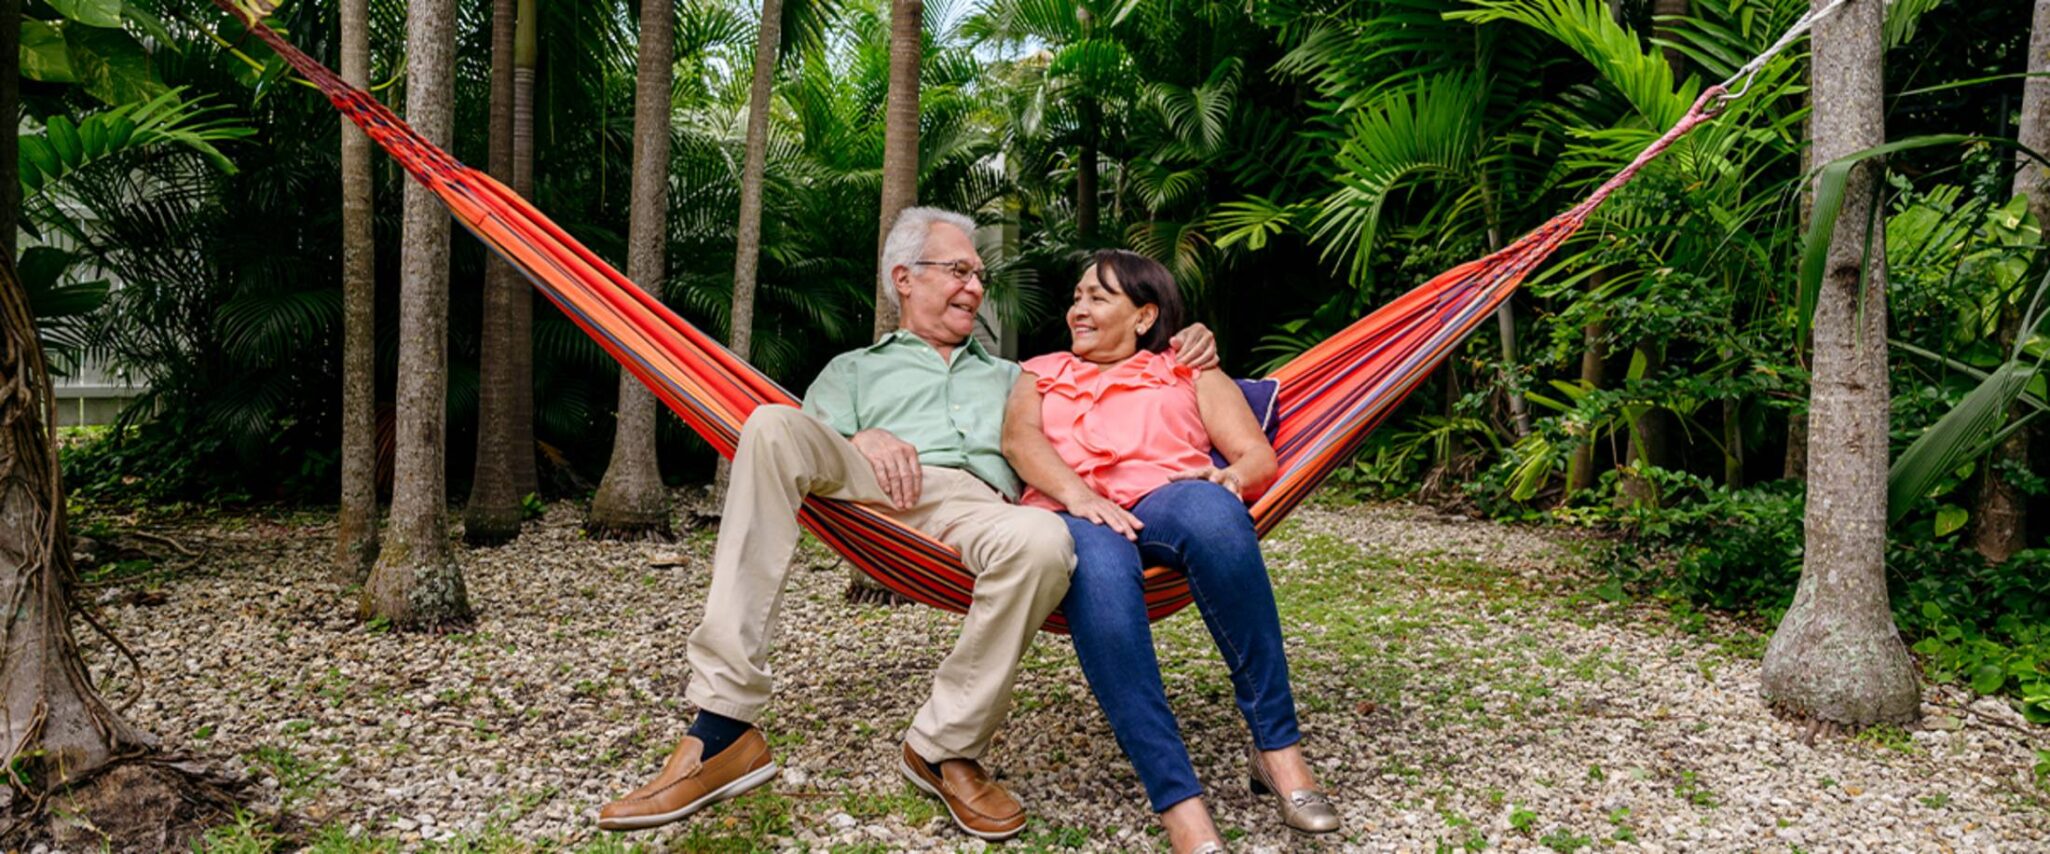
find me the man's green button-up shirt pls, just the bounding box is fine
[801,330,1023,499]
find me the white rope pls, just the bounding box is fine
[1716,0,1859,102]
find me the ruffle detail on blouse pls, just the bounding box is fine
[1025,350,1195,402]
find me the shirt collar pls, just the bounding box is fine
[867,329,995,363]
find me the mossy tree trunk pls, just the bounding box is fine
[363,0,471,628]
[335,0,379,579]
[1760,0,1919,726]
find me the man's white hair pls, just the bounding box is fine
[878,206,978,310]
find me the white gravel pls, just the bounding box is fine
[79,497,2050,852]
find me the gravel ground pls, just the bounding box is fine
[79,497,2050,853]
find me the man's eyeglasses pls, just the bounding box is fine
[912,259,988,283]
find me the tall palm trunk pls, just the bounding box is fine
[1760,0,1918,726]
[1077,97,1100,243]
[589,0,676,539]
[508,0,539,499]
[336,0,378,578]
[1563,313,1606,500]
[464,0,525,545]
[1970,0,2049,563]
[718,0,785,497]
[363,0,471,627]
[874,0,922,339]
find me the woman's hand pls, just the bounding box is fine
[1168,465,1243,499]
[1066,490,1144,541]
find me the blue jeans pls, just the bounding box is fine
[1058,480,1301,812]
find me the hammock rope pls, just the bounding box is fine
[211,0,1781,632]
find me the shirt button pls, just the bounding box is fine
[952,405,961,411]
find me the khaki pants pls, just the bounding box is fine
[685,405,1075,761]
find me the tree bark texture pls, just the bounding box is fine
[718,0,785,498]
[0,254,153,795]
[874,0,922,339]
[363,0,471,628]
[1077,97,1100,243]
[1970,0,2049,564]
[335,0,378,581]
[1760,0,1919,726]
[464,0,526,545]
[1614,341,1665,508]
[1564,318,1606,499]
[589,0,676,540]
[508,0,539,499]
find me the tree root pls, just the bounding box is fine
[1,755,247,852]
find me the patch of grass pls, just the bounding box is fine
[840,787,943,827]
[244,743,329,807]
[1011,819,1094,850]
[1508,804,1537,834]
[1853,724,1918,755]
[1607,807,1637,842]
[1539,828,1593,853]
[1672,769,1719,808]
[670,788,794,852]
[195,811,287,853]
[1920,791,1951,809]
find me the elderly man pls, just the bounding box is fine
[598,208,1217,840]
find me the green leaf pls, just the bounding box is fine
[1888,360,2040,524]
[1932,505,1968,537]
[46,0,122,28]
[1971,663,2008,696]
[66,24,167,105]
[45,116,82,166]
[18,137,60,191]
[20,20,79,83]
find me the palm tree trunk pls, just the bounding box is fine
[1760,0,1918,726]
[363,0,471,628]
[464,0,525,545]
[1970,0,2048,564]
[874,0,922,339]
[589,0,676,540]
[508,0,539,499]
[718,0,785,497]
[1077,97,1100,243]
[1615,340,1665,508]
[1563,315,1606,500]
[336,0,378,579]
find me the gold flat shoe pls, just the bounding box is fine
[1247,745,1339,834]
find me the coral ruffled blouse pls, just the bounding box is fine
[1019,349,1214,511]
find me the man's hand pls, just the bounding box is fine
[1167,465,1243,499]
[851,428,922,510]
[1169,323,1219,371]
[1065,491,1144,541]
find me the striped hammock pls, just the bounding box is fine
[215,1,1725,632]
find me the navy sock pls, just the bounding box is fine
[688,710,753,759]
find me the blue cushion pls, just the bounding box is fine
[1209,377,1280,469]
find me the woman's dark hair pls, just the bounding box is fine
[1089,249,1184,353]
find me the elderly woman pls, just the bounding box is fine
[1002,250,1337,854]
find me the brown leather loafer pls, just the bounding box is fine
[898,742,1027,841]
[597,730,778,831]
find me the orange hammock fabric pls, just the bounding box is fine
[215,2,1725,632]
